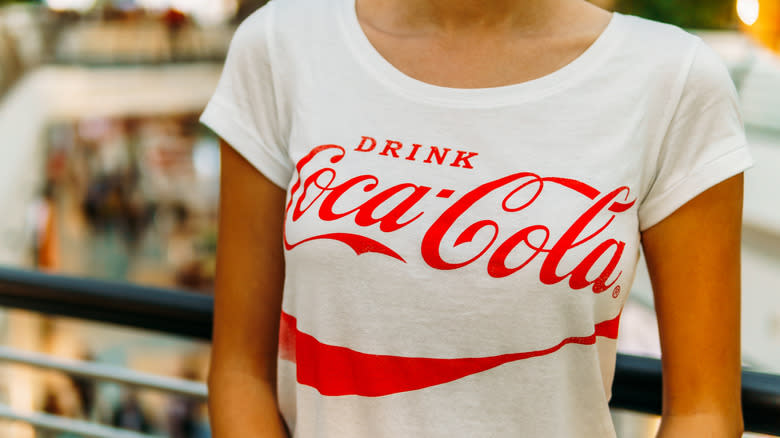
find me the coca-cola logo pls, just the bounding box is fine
[284,138,636,295]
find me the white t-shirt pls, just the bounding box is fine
[200,0,754,436]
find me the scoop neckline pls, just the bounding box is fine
[338,0,624,107]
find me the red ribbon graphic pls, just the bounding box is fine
[279,311,621,397]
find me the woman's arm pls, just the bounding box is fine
[641,173,744,437]
[208,140,290,438]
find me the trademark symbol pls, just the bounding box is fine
[612,285,621,298]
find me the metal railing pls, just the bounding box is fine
[0,267,212,437]
[0,346,206,400]
[0,345,206,437]
[0,266,778,436]
[0,405,160,438]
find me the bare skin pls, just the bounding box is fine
[642,174,744,438]
[210,0,744,436]
[356,0,612,88]
[209,142,290,438]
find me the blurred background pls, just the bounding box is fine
[0,0,775,437]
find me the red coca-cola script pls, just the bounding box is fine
[284,143,636,294]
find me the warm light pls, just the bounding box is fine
[45,0,97,12]
[737,0,760,25]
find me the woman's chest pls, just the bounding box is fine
[282,113,645,295]
[278,96,655,354]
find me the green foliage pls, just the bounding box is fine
[615,0,738,29]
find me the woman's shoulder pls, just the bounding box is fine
[237,0,333,34]
[230,0,336,59]
[615,12,701,49]
[225,2,277,59]
[615,13,704,62]
[612,13,729,93]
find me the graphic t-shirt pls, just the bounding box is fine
[200,0,754,436]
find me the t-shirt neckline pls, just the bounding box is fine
[338,0,624,107]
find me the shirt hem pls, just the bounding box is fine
[200,97,293,189]
[638,143,754,231]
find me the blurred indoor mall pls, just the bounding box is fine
[0,0,777,437]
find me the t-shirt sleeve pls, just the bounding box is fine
[199,2,293,189]
[637,38,754,231]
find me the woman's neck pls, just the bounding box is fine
[357,0,580,34]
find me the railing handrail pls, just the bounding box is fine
[0,267,778,435]
[0,403,162,438]
[0,346,207,400]
[0,266,213,339]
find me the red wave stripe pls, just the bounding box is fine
[278,311,621,397]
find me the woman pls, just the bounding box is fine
[201,0,751,436]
